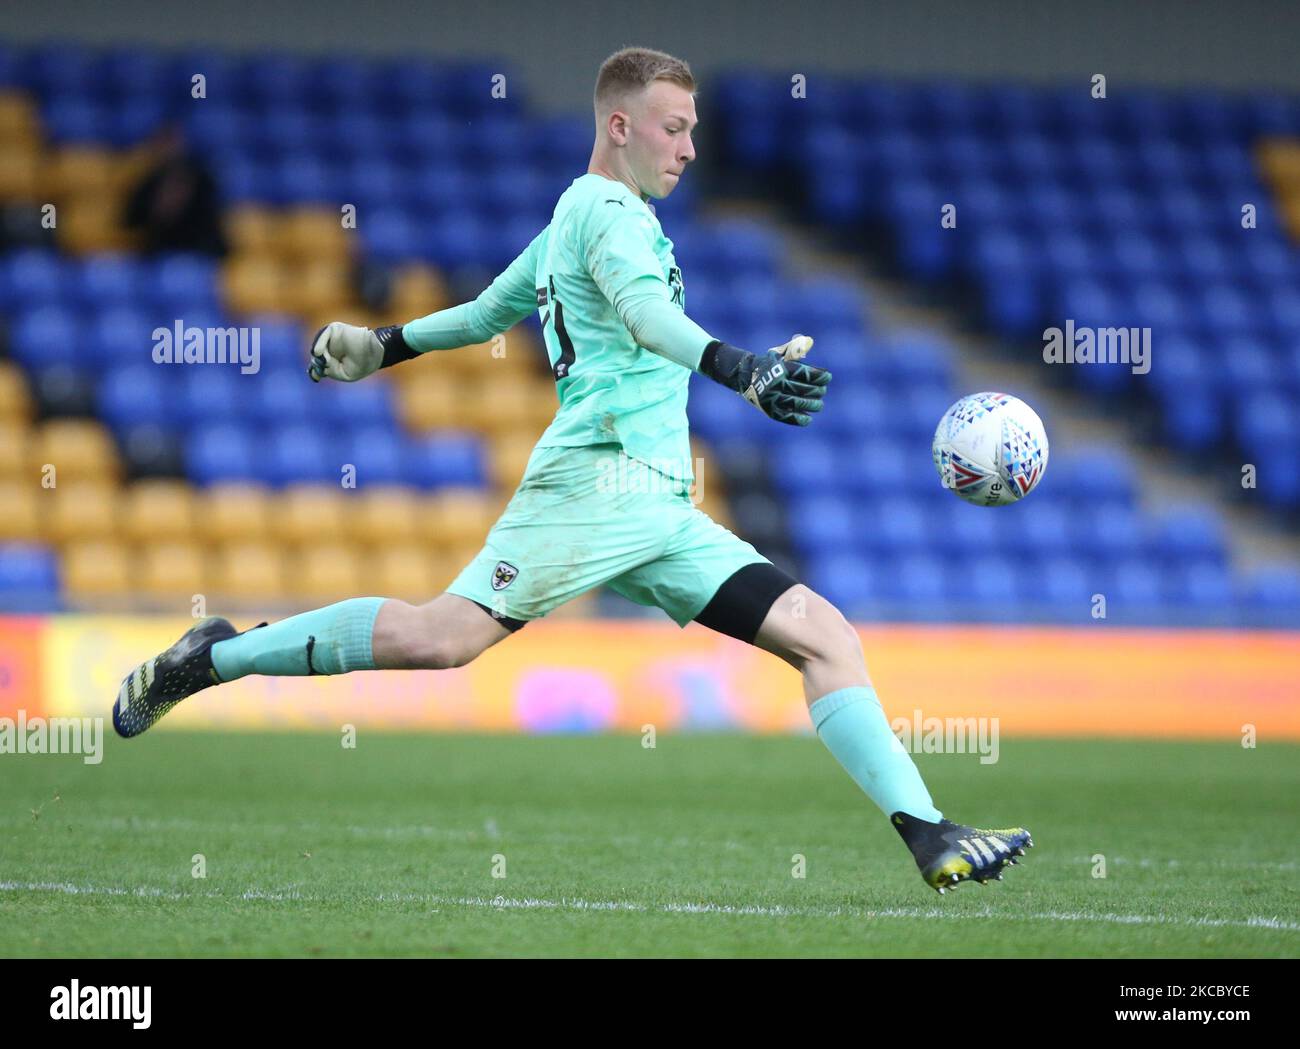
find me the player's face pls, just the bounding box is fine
[627,81,697,199]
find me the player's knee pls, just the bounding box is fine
[806,597,863,667]
[409,626,479,670]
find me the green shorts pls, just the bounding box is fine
[445,442,770,627]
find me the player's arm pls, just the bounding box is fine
[584,201,832,426]
[308,230,544,383]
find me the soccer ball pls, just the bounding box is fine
[932,392,1049,506]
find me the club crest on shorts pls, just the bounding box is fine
[491,561,519,591]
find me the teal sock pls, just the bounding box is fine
[210,597,386,681]
[809,685,943,823]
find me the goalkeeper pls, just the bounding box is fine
[113,47,1031,894]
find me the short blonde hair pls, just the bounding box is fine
[594,47,695,112]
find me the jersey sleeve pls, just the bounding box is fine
[401,228,544,351]
[582,198,714,371]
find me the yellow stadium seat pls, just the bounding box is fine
[368,545,439,602]
[212,541,287,602]
[222,253,289,314]
[0,420,32,479]
[47,480,119,544]
[486,431,539,491]
[1257,140,1300,183]
[279,208,350,263]
[0,92,40,143]
[121,479,199,543]
[283,544,364,602]
[0,147,41,201]
[0,480,41,542]
[448,539,487,567]
[197,483,272,544]
[31,419,120,483]
[226,206,281,255]
[0,362,33,422]
[62,539,132,600]
[389,263,451,317]
[58,195,138,254]
[281,259,352,317]
[272,484,347,545]
[345,485,421,546]
[464,378,556,436]
[394,373,466,431]
[50,146,117,199]
[139,541,208,602]
[428,549,467,592]
[424,340,501,382]
[418,487,502,547]
[507,328,551,371]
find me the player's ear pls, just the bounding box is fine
[607,109,630,145]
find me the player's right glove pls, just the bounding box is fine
[308,322,418,382]
[698,334,831,426]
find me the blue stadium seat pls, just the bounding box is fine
[403,432,487,489]
[97,365,178,432]
[10,305,81,370]
[187,423,260,485]
[0,543,60,611]
[78,254,148,308]
[860,497,933,556]
[0,250,71,313]
[789,495,857,558]
[150,254,222,313]
[341,426,407,486]
[247,367,319,425]
[264,423,344,486]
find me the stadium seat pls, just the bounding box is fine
[197,482,273,544]
[222,253,290,314]
[0,480,41,542]
[396,373,467,431]
[139,541,209,603]
[0,541,60,610]
[418,488,501,548]
[284,543,365,602]
[487,430,539,492]
[120,480,200,543]
[211,540,287,603]
[31,419,121,483]
[60,538,131,601]
[347,486,422,546]
[46,480,120,544]
[369,545,439,602]
[0,362,33,422]
[272,484,348,545]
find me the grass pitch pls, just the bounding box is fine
[1,732,1296,957]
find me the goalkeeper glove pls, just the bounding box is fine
[308,322,418,382]
[698,334,831,426]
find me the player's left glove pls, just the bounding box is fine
[698,334,831,426]
[308,322,418,382]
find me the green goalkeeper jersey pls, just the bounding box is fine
[404,173,715,486]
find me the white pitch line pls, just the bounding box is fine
[1068,855,1298,873]
[1,880,1297,933]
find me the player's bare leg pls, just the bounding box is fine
[371,593,513,670]
[752,583,1034,894]
[750,583,871,704]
